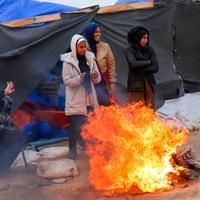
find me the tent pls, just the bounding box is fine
[1,0,200,111]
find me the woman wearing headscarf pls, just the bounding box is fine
[125,26,159,108]
[61,34,101,159]
[83,22,117,105]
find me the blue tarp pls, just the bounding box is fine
[0,0,78,22]
[22,120,69,142]
[115,0,151,4]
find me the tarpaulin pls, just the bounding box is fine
[0,11,97,110]
[174,3,200,92]
[0,0,77,22]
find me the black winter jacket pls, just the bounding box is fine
[125,45,159,92]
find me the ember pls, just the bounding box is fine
[82,102,189,193]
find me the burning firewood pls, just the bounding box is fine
[174,145,200,177]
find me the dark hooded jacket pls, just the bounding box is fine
[125,26,159,93]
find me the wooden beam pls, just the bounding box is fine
[1,2,154,27]
[98,1,154,14]
[1,5,99,28]
[2,13,61,27]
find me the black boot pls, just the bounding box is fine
[68,134,77,160]
[78,139,86,150]
[67,115,86,160]
[67,149,77,160]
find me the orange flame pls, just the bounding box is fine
[82,102,189,193]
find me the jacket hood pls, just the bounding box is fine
[71,34,87,60]
[60,34,87,63]
[127,26,149,46]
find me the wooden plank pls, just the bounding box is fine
[1,2,154,27]
[1,5,99,28]
[2,13,61,27]
[98,1,154,14]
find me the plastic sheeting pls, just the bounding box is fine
[158,92,200,120]
[0,11,97,110]
[174,3,200,92]
[0,0,77,22]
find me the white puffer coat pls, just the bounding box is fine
[61,34,101,116]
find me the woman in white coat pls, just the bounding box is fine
[61,34,101,159]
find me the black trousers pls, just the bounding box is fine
[68,115,86,152]
[0,129,27,176]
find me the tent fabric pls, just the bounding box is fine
[0,0,77,23]
[22,120,69,142]
[0,11,97,110]
[158,92,200,121]
[174,3,200,92]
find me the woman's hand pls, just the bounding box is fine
[80,73,86,81]
[4,81,15,95]
[91,72,99,79]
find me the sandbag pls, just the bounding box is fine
[35,159,78,179]
[12,146,69,169]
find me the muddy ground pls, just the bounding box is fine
[0,131,200,200]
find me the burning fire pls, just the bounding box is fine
[82,102,189,193]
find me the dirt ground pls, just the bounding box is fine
[0,131,200,200]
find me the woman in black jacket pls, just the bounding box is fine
[125,26,159,108]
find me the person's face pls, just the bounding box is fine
[140,34,148,47]
[77,41,87,55]
[93,27,101,42]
